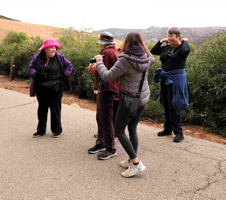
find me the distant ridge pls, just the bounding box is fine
[96,26,226,46]
[0,15,20,22]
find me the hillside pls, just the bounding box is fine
[0,18,61,43]
[96,26,226,45]
[0,18,123,49]
[0,15,20,22]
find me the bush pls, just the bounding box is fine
[143,55,164,122]
[3,31,29,45]
[57,28,100,95]
[189,44,196,53]
[184,31,226,136]
[0,35,42,78]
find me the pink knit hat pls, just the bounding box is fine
[38,39,60,51]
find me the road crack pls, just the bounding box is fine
[0,102,35,111]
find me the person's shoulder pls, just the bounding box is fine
[55,52,64,57]
[32,52,41,60]
[56,52,68,61]
[119,52,130,59]
[102,46,117,52]
[118,53,130,63]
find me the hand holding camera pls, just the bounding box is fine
[90,55,104,63]
[88,63,96,70]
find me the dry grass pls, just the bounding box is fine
[0,18,60,42]
[0,18,123,49]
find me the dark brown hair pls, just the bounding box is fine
[120,32,150,55]
[168,27,181,38]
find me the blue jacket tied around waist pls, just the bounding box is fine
[154,68,189,114]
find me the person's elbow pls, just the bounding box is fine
[100,73,116,83]
[101,75,112,83]
[150,49,155,54]
[182,49,190,56]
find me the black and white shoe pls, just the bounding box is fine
[88,145,106,154]
[97,150,117,160]
[33,132,45,138]
[53,132,61,138]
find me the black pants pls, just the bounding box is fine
[35,85,63,134]
[160,78,182,135]
[114,98,145,159]
[96,91,117,153]
[113,99,119,124]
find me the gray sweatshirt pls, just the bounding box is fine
[96,52,155,107]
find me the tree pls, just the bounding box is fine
[3,31,29,45]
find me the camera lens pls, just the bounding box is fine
[90,58,96,63]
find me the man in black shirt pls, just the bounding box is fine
[151,27,190,143]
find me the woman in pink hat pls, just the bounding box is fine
[27,39,73,138]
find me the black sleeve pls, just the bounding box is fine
[150,41,165,55]
[181,41,190,57]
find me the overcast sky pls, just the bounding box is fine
[1,0,225,31]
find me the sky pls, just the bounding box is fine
[1,0,225,31]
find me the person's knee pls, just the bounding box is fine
[128,124,137,133]
[114,128,124,137]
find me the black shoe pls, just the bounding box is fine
[88,145,106,154]
[173,134,184,143]
[157,130,172,136]
[53,132,61,138]
[97,150,117,160]
[33,132,45,138]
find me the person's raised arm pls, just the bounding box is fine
[95,55,126,83]
[181,38,190,57]
[150,38,168,55]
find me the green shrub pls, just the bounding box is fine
[3,31,29,45]
[0,35,42,78]
[147,43,156,51]
[189,43,196,53]
[143,55,164,122]
[184,31,226,136]
[57,28,100,95]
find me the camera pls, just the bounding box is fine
[90,55,104,63]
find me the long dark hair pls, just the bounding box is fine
[120,32,150,55]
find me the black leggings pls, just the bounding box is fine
[114,101,145,160]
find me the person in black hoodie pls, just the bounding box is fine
[151,27,190,143]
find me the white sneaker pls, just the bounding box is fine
[122,161,146,178]
[120,159,131,169]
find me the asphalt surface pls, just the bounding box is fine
[0,88,226,200]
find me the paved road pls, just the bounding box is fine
[0,88,226,200]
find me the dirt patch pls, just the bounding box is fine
[0,75,225,145]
